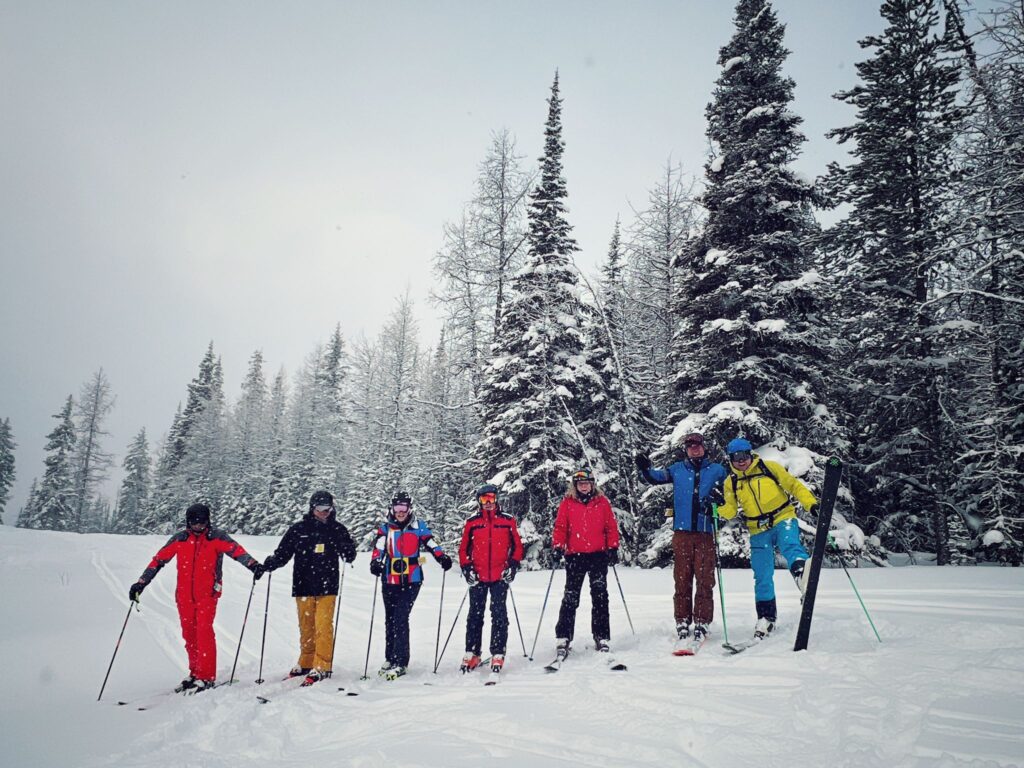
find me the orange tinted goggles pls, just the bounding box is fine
[478,493,497,504]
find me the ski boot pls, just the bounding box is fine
[301,669,330,687]
[383,665,407,681]
[791,558,812,596]
[287,666,311,679]
[190,679,215,694]
[174,676,197,694]
[460,653,482,673]
[753,617,775,640]
[594,638,611,653]
[490,654,505,674]
[693,624,709,642]
[555,637,570,661]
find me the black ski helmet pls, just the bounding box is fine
[391,491,413,508]
[309,490,334,511]
[476,484,499,507]
[185,503,211,527]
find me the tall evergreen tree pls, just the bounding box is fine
[672,0,838,459]
[71,368,115,532]
[113,429,151,534]
[473,73,599,544]
[822,0,965,562]
[18,396,77,531]
[0,418,15,523]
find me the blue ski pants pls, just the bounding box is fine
[749,518,808,602]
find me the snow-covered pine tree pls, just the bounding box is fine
[148,343,222,531]
[414,328,478,545]
[671,0,838,458]
[17,478,39,528]
[71,368,115,532]
[112,429,151,534]
[257,367,294,534]
[822,0,965,563]
[18,396,76,531]
[473,73,597,546]
[0,418,15,522]
[590,222,660,560]
[939,1,1024,565]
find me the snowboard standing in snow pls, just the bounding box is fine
[793,457,843,652]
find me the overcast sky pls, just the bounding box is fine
[1,1,982,523]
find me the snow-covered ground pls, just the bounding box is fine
[2,526,1022,768]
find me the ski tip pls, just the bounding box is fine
[256,696,270,704]
[672,650,695,656]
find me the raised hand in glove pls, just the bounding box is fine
[462,565,479,586]
[437,553,453,571]
[634,453,652,472]
[129,581,145,602]
[606,548,619,566]
[501,561,519,583]
[370,558,385,577]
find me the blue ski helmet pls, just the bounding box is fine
[726,438,753,455]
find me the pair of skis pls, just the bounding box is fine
[544,648,627,673]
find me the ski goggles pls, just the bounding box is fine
[572,471,594,482]
[683,434,705,448]
[313,504,333,513]
[391,503,410,513]
[729,451,753,463]
[477,493,497,504]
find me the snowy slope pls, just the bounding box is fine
[1,526,1022,768]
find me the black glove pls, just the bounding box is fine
[342,545,357,564]
[251,563,265,581]
[437,553,453,571]
[709,487,725,506]
[808,503,820,517]
[551,548,564,564]
[501,561,519,583]
[634,453,652,472]
[129,581,145,602]
[370,558,385,577]
[606,548,619,566]
[462,565,479,586]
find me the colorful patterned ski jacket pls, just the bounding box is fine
[552,494,620,555]
[137,527,259,604]
[371,515,447,585]
[459,508,524,583]
[717,456,818,534]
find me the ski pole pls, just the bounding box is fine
[528,564,558,661]
[97,600,138,701]
[256,573,272,684]
[508,586,528,657]
[229,576,258,685]
[610,564,636,636]
[829,536,882,643]
[361,575,380,680]
[330,563,347,673]
[433,569,447,673]
[712,503,730,646]
[433,588,468,673]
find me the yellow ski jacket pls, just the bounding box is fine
[717,456,818,534]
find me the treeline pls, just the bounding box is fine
[11,0,1022,566]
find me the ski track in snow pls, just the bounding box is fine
[1,527,1022,768]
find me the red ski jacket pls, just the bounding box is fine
[459,509,524,583]
[552,495,620,554]
[138,528,259,604]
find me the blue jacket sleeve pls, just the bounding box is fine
[641,465,671,485]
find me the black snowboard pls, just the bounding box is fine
[793,457,843,653]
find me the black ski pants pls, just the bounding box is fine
[465,580,509,656]
[382,582,421,667]
[555,551,610,643]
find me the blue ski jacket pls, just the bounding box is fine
[639,458,727,534]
